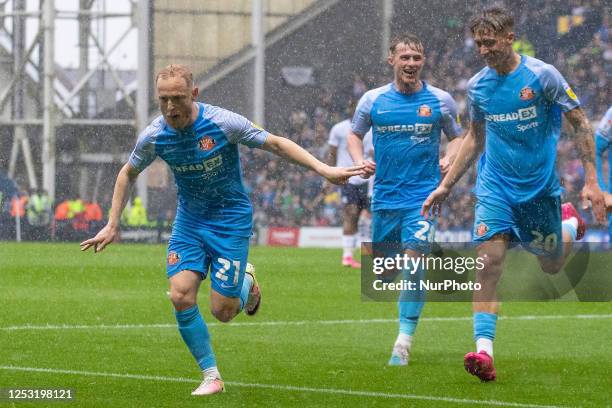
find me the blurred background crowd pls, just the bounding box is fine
[0,0,609,240]
[243,0,610,231]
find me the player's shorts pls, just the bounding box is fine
[372,208,435,254]
[341,183,370,210]
[473,195,562,258]
[166,219,250,298]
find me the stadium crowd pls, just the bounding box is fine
[0,184,165,241]
[244,0,610,231]
[0,1,609,240]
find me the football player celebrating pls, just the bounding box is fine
[422,7,606,382]
[81,64,363,395]
[348,34,463,366]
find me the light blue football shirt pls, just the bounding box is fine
[129,102,268,237]
[468,55,580,203]
[595,106,612,142]
[352,81,462,211]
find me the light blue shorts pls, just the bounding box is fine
[473,195,562,258]
[167,217,249,298]
[372,208,435,254]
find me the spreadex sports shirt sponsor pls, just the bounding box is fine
[351,81,462,211]
[375,123,433,134]
[485,106,537,122]
[169,155,223,173]
[128,102,268,237]
[467,54,580,203]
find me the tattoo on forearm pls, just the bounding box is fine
[572,116,595,166]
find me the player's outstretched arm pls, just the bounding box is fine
[421,121,484,217]
[80,163,140,253]
[440,136,464,174]
[261,134,365,185]
[564,107,606,223]
[347,130,375,178]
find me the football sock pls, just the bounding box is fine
[474,312,497,356]
[203,366,221,380]
[398,264,425,336]
[342,235,356,258]
[239,272,254,310]
[398,301,423,335]
[395,332,413,349]
[476,338,494,357]
[562,219,578,241]
[175,305,216,370]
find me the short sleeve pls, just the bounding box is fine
[213,107,269,147]
[128,124,159,171]
[467,87,485,122]
[538,64,580,112]
[438,91,463,140]
[363,129,374,159]
[351,92,374,137]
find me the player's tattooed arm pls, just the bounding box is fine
[565,108,597,175]
[564,107,606,223]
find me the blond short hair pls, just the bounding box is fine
[155,64,194,88]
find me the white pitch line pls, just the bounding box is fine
[0,365,568,408]
[1,314,611,331]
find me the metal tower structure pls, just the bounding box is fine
[0,0,150,205]
[0,0,390,209]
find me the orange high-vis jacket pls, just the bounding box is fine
[54,200,71,221]
[84,202,103,222]
[10,195,27,217]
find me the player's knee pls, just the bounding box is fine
[169,288,196,310]
[478,254,505,282]
[210,304,238,323]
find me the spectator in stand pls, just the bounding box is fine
[127,196,149,228]
[9,190,28,240]
[71,199,89,241]
[54,199,71,241]
[85,201,104,234]
[512,33,535,56]
[26,189,52,241]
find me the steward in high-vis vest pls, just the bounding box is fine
[27,190,52,227]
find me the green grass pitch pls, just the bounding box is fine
[0,243,610,407]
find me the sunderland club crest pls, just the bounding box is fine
[417,104,432,117]
[519,87,535,101]
[199,136,216,151]
[476,223,489,237]
[167,251,180,265]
